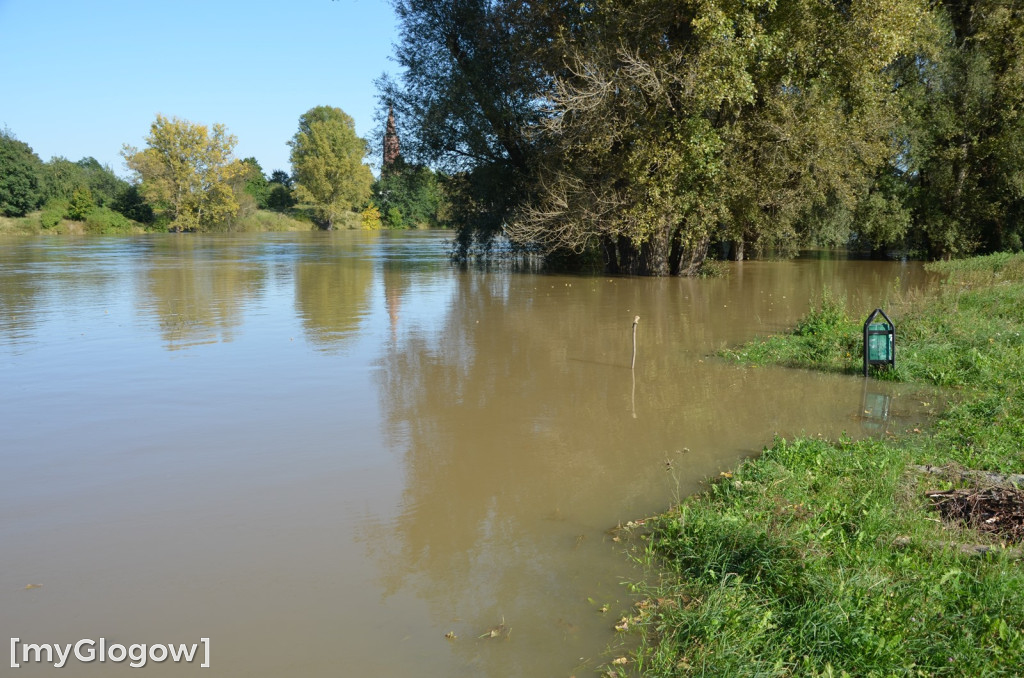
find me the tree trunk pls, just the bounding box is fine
[731,237,745,261]
[601,236,620,275]
[678,234,711,276]
[638,223,671,276]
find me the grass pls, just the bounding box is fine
[217,208,315,232]
[621,253,1024,677]
[0,207,315,235]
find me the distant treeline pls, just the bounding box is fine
[382,0,1024,274]
[0,107,445,233]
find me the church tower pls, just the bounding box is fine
[383,105,401,170]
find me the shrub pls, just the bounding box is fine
[66,186,95,221]
[39,200,68,229]
[84,206,133,234]
[361,205,383,230]
[796,289,848,337]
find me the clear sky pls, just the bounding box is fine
[0,0,399,177]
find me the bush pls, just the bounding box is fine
[361,205,383,230]
[39,200,68,229]
[385,206,405,229]
[66,186,95,221]
[796,289,848,337]
[84,206,134,234]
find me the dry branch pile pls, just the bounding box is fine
[927,487,1024,544]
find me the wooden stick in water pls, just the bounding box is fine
[631,315,640,370]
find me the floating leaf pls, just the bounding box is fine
[24,584,42,590]
[444,631,456,640]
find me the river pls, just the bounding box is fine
[0,231,934,676]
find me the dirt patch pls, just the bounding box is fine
[927,487,1024,544]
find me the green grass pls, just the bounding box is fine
[624,253,1024,677]
[218,208,315,232]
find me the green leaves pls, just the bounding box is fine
[288,106,373,229]
[0,130,44,217]
[122,115,245,232]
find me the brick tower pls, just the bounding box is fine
[383,105,401,170]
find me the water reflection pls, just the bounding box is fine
[861,382,894,434]
[294,237,375,352]
[362,260,936,676]
[135,237,267,349]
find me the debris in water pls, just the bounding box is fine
[480,619,510,639]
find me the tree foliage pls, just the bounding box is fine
[265,169,296,211]
[373,159,443,228]
[0,130,44,217]
[40,156,129,222]
[893,1,1024,258]
[288,106,374,229]
[508,0,926,273]
[385,0,1024,273]
[379,0,578,247]
[122,114,246,232]
[240,157,270,209]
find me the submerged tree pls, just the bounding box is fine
[379,0,581,250]
[122,115,246,231]
[383,0,1024,271]
[509,0,927,274]
[288,106,374,229]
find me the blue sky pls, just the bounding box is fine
[0,0,399,177]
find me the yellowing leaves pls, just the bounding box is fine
[122,115,245,231]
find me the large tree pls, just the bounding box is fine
[892,0,1024,258]
[379,0,580,251]
[0,130,44,217]
[288,106,374,229]
[122,114,246,232]
[384,0,929,273]
[509,0,927,274]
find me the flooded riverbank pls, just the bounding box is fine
[0,232,935,676]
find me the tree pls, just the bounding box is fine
[891,1,1024,258]
[240,157,269,209]
[122,114,246,231]
[373,158,443,228]
[379,0,580,250]
[288,106,374,229]
[0,129,44,217]
[40,156,127,211]
[266,169,296,211]
[506,0,926,274]
[112,184,153,224]
[66,186,95,221]
[269,169,293,189]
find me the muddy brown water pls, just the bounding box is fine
[0,232,936,676]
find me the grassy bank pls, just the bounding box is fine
[620,253,1024,676]
[0,207,316,235]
